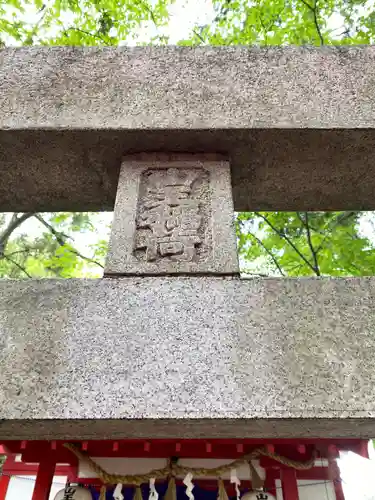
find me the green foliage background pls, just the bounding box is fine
[1,0,375,278]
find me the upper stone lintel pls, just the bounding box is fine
[2,46,375,130]
[1,47,375,212]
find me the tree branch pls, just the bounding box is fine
[314,211,357,254]
[5,248,33,257]
[34,214,104,269]
[2,254,32,278]
[297,212,320,276]
[300,0,324,45]
[247,231,285,276]
[257,8,284,43]
[137,0,158,28]
[242,271,270,278]
[24,4,47,44]
[299,0,313,10]
[313,3,324,45]
[0,213,35,255]
[64,27,110,45]
[258,14,269,44]
[193,29,206,44]
[255,212,318,275]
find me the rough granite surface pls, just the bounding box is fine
[105,154,239,275]
[1,47,375,211]
[2,46,374,130]
[1,277,375,438]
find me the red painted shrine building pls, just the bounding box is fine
[0,438,370,500]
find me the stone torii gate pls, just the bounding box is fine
[0,46,375,499]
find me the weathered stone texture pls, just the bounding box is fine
[2,419,375,440]
[1,277,375,438]
[1,48,375,212]
[2,46,374,130]
[105,154,238,275]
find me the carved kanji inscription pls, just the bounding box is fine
[134,167,211,263]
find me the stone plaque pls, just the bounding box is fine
[134,167,210,264]
[105,154,239,275]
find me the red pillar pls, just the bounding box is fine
[357,440,369,459]
[281,468,299,500]
[31,457,56,500]
[332,479,345,500]
[329,457,345,500]
[264,469,277,498]
[0,475,10,500]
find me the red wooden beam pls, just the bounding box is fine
[2,454,71,476]
[296,445,306,454]
[265,444,275,454]
[2,438,366,458]
[0,437,367,478]
[31,457,56,500]
[144,442,151,452]
[281,469,299,500]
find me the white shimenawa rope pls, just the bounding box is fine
[183,473,195,500]
[149,478,159,500]
[230,469,241,500]
[113,483,124,500]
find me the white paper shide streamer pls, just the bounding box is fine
[113,483,124,500]
[149,478,159,500]
[230,469,241,500]
[183,472,195,500]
